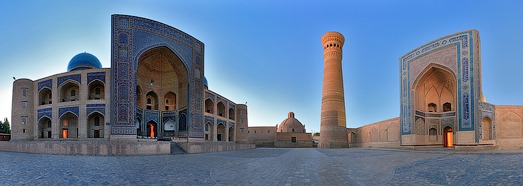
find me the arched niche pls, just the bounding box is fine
[413,65,456,113]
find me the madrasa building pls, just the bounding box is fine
[10,15,249,145]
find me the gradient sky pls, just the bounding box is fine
[1,1,522,133]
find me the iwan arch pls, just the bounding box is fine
[349,30,523,150]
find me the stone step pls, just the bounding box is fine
[170,143,186,155]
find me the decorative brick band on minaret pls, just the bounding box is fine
[318,32,349,148]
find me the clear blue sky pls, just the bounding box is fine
[1,1,522,133]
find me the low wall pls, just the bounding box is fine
[350,141,401,148]
[0,140,170,156]
[176,142,255,154]
[274,140,313,148]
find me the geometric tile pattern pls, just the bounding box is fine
[87,72,106,84]
[59,106,79,118]
[38,79,52,91]
[37,108,52,120]
[86,104,105,117]
[58,74,81,86]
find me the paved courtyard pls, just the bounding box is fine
[1,148,522,185]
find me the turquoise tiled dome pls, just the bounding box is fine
[204,76,208,89]
[67,52,102,71]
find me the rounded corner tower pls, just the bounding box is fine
[318,31,349,148]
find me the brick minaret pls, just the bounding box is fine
[318,32,348,148]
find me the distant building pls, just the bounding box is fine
[248,112,313,148]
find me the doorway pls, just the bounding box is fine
[147,122,158,138]
[443,126,453,147]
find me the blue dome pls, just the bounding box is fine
[204,77,208,89]
[67,52,102,72]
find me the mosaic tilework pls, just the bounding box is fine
[58,74,81,86]
[135,108,143,134]
[37,108,52,120]
[59,106,79,118]
[178,109,188,132]
[135,108,143,120]
[229,122,235,128]
[162,111,177,126]
[38,79,52,91]
[144,110,160,124]
[205,91,216,101]
[111,15,205,137]
[415,110,456,117]
[400,30,481,135]
[205,116,214,124]
[87,72,106,84]
[228,103,236,109]
[87,104,105,117]
[217,119,226,125]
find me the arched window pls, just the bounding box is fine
[39,88,52,105]
[60,82,79,102]
[145,91,158,110]
[228,108,235,120]
[88,80,105,100]
[205,99,214,114]
[443,102,451,112]
[164,92,176,111]
[428,103,437,112]
[217,102,225,117]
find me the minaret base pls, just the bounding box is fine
[318,126,348,148]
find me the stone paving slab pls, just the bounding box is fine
[0,148,522,185]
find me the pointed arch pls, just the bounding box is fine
[205,99,214,114]
[38,88,52,105]
[87,112,104,138]
[88,79,105,100]
[38,117,52,139]
[59,81,80,102]
[217,102,226,117]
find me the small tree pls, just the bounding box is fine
[1,118,10,134]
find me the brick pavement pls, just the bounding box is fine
[0,148,522,185]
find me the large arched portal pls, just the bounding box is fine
[137,46,188,111]
[136,46,189,138]
[414,66,456,114]
[412,65,457,145]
